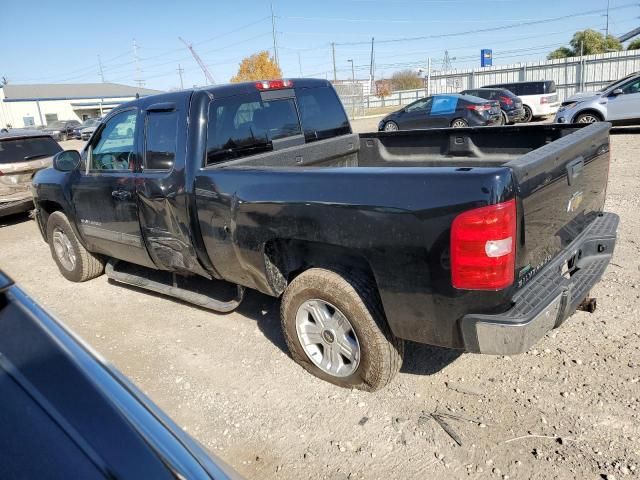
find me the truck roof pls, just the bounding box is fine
[0,129,52,140]
[116,78,333,110]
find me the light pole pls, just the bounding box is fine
[347,59,355,82]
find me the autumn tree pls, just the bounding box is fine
[376,80,392,107]
[628,38,640,50]
[547,46,573,60]
[390,69,423,91]
[230,51,282,83]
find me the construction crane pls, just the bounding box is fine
[178,37,215,86]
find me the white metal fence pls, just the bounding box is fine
[353,50,640,113]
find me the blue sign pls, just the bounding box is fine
[481,49,493,67]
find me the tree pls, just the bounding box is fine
[548,29,623,59]
[547,47,573,60]
[376,80,392,107]
[230,51,282,83]
[390,69,423,91]
[569,29,622,55]
[628,38,640,51]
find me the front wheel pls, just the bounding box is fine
[383,121,399,132]
[451,118,468,128]
[60,132,68,142]
[575,112,600,124]
[280,268,404,391]
[47,211,104,282]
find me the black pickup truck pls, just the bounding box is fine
[32,78,618,391]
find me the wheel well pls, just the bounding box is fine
[264,239,378,297]
[38,201,64,240]
[572,109,604,122]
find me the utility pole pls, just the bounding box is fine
[97,55,105,83]
[177,64,184,89]
[271,3,279,68]
[369,37,375,94]
[133,39,144,87]
[297,52,303,77]
[605,0,610,39]
[331,42,337,81]
[348,59,355,82]
[427,57,432,96]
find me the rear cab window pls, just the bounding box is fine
[205,84,350,166]
[0,136,62,164]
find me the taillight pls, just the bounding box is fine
[499,95,513,105]
[540,96,551,104]
[466,104,491,112]
[255,79,293,90]
[450,199,517,290]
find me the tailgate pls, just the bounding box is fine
[0,158,52,201]
[506,123,611,288]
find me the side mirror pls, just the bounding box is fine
[53,150,81,172]
[612,88,624,96]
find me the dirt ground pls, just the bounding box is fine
[0,128,638,480]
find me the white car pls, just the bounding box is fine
[554,72,640,124]
[482,80,559,122]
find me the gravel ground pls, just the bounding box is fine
[0,131,638,479]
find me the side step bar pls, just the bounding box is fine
[105,260,244,313]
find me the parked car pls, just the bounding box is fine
[42,120,81,141]
[0,130,62,217]
[555,72,640,124]
[33,78,617,391]
[379,93,501,131]
[72,117,102,140]
[0,270,241,479]
[460,87,525,124]
[483,80,559,122]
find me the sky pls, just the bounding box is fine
[1,0,638,90]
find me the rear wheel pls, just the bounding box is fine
[280,268,404,391]
[522,105,533,123]
[575,112,601,124]
[47,211,104,282]
[383,121,399,132]
[61,132,68,142]
[501,111,510,125]
[451,118,468,128]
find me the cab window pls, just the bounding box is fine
[405,98,430,112]
[621,78,640,94]
[205,93,302,165]
[144,111,178,171]
[87,110,137,172]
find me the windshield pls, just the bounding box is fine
[597,73,638,93]
[0,136,62,164]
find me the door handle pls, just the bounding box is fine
[111,190,131,200]
[566,156,584,186]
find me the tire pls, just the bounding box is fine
[383,121,399,132]
[61,132,68,142]
[522,105,533,123]
[501,111,509,125]
[46,211,104,282]
[280,268,404,391]
[450,118,468,128]
[574,112,601,124]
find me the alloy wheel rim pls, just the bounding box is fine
[52,227,76,271]
[578,115,598,124]
[295,299,361,377]
[384,122,398,131]
[452,120,467,128]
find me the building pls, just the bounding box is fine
[0,83,162,128]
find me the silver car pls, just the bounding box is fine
[0,130,62,216]
[555,72,640,124]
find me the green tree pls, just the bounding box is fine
[569,29,622,55]
[390,69,423,91]
[627,38,640,50]
[230,51,282,83]
[547,47,573,60]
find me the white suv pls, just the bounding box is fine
[483,80,559,122]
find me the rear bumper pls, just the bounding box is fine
[507,108,525,122]
[0,198,34,217]
[460,212,618,355]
